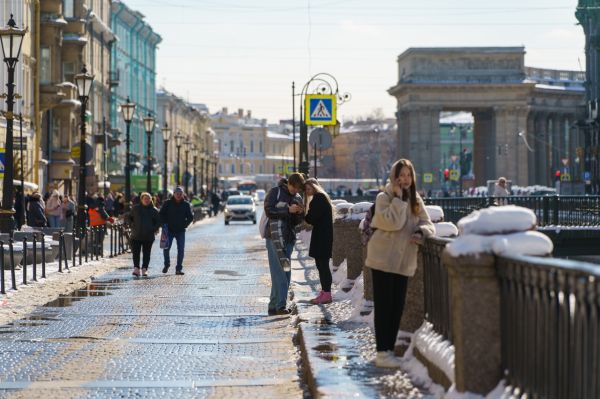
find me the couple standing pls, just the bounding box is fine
[263,173,334,315]
[128,187,193,277]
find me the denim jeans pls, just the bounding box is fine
[48,215,61,228]
[163,231,186,271]
[266,239,294,310]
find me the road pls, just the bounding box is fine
[0,211,305,398]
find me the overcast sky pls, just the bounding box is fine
[124,0,584,124]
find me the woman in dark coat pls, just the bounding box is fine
[127,192,161,277]
[304,178,334,304]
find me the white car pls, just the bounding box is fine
[254,189,266,202]
[224,195,257,225]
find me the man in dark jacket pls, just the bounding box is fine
[27,192,47,228]
[159,186,194,275]
[264,173,305,315]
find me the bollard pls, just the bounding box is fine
[41,233,46,279]
[9,239,16,291]
[62,232,69,270]
[78,228,83,266]
[32,234,37,282]
[84,228,89,263]
[109,224,114,258]
[22,237,27,285]
[0,242,4,294]
[58,232,63,273]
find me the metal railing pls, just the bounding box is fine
[496,255,600,399]
[421,237,453,343]
[0,221,130,295]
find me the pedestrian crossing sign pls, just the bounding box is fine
[305,94,336,126]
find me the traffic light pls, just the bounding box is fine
[554,170,561,183]
[443,168,449,181]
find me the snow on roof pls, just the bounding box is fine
[439,112,474,125]
[267,131,292,140]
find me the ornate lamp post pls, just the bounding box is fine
[121,97,136,207]
[0,15,26,233]
[161,123,171,197]
[143,113,155,194]
[175,132,183,185]
[184,139,192,195]
[199,151,205,196]
[74,66,94,234]
[192,145,199,196]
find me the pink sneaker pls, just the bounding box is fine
[310,291,324,304]
[311,291,332,305]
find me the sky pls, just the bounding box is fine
[124,0,585,124]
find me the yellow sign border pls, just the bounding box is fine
[305,94,337,126]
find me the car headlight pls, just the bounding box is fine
[224,208,229,214]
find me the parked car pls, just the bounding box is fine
[224,195,256,225]
[364,188,380,198]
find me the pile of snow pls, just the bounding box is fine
[425,205,444,223]
[458,205,536,235]
[434,222,458,238]
[425,205,458,238]
[448,205,553,257]
[334,202,353,220]
[332,199,349,206]
[413,321,455,384]
[348,201,372,221]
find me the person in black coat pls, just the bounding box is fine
[304,178,334,305]
[127,192,161,277]
[27,192,47,228]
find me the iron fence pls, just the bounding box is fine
[496,255,600,399]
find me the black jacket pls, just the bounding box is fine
[27,196,47,227]
[159,198,194,233]
[264,179,303,244]
[305,192,333,259]
[128,203,161,242]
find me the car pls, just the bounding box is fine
[364,188,380,198]
[254,189,266,202]
[223,195,256,225]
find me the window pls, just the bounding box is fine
[63,0,75,18]
[259,141,263,154]
[250,140,254,153]
[231,164,235,174]
[230,140,234,152]
[63,62,75,83]
[240,164,244,174]
[40,48,51,84]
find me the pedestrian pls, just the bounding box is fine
[114,193,125,217]
[159,186,194,275]
[264,173,305,315]
[27,191,47,228]
[304,178,334,305]
[61,195,76,232]
[356,187,363,196]
[493,176,509,205]
[88,196,110,255]
[127,192,161,277]
[46,190,63,228]
[365,159,434,368]
[211,191,221,216]
[105,192,115,216]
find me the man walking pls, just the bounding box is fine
[159,186,194,275]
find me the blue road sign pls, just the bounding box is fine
[305,94,336,125]
[584,171,591,182]
[0,148,4,178]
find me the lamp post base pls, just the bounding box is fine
[0,209,16,234]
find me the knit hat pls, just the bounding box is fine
[174,186,184,194]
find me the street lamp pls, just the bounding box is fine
[0,15,27,233]
[161,123,171,197]
[121,97,136,207]
[175,132,183,185]
[184,139,192,195]
[143,113,155,194]
[192,145,198,196]
[74,65,94,234]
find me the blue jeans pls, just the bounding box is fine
[48,215,61,228]
[163,231,186,271]
[266,239,294,310]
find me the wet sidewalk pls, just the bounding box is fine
[291,237,441,398]
[0,215,304,398]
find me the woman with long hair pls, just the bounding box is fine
[304,178,335,305]
[127,192,161,277]
[365,159,434,368]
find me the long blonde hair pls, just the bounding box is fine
[304,178,335,221]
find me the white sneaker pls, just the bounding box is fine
[374,351,402,368]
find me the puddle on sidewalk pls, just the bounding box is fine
[214,270,244,277]
[44,288,112,308]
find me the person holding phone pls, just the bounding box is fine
[365,159,435,368]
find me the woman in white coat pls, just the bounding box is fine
[366,159,435,368]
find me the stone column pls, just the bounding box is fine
[332,220,345,268]
[526,112,537,186]
[442,250,502,394]
[399,253,425,334]
[362,246,373,302]
[473,110,494,185]
[409,107,440,186]
[396,109,410,161]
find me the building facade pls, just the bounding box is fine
[156,89,213,194]
[110,0,160,178]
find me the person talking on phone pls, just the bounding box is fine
[365,159,435,368]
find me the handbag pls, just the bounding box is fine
[159,224,169,249]
[259,188,280,239]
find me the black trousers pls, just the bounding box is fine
[131,239,154,269]
[315,257,332,292]
[372,268,409,352]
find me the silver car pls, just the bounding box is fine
[224,195,257,225]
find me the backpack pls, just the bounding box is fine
[259,187,281,239]
[360,202,377,246]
